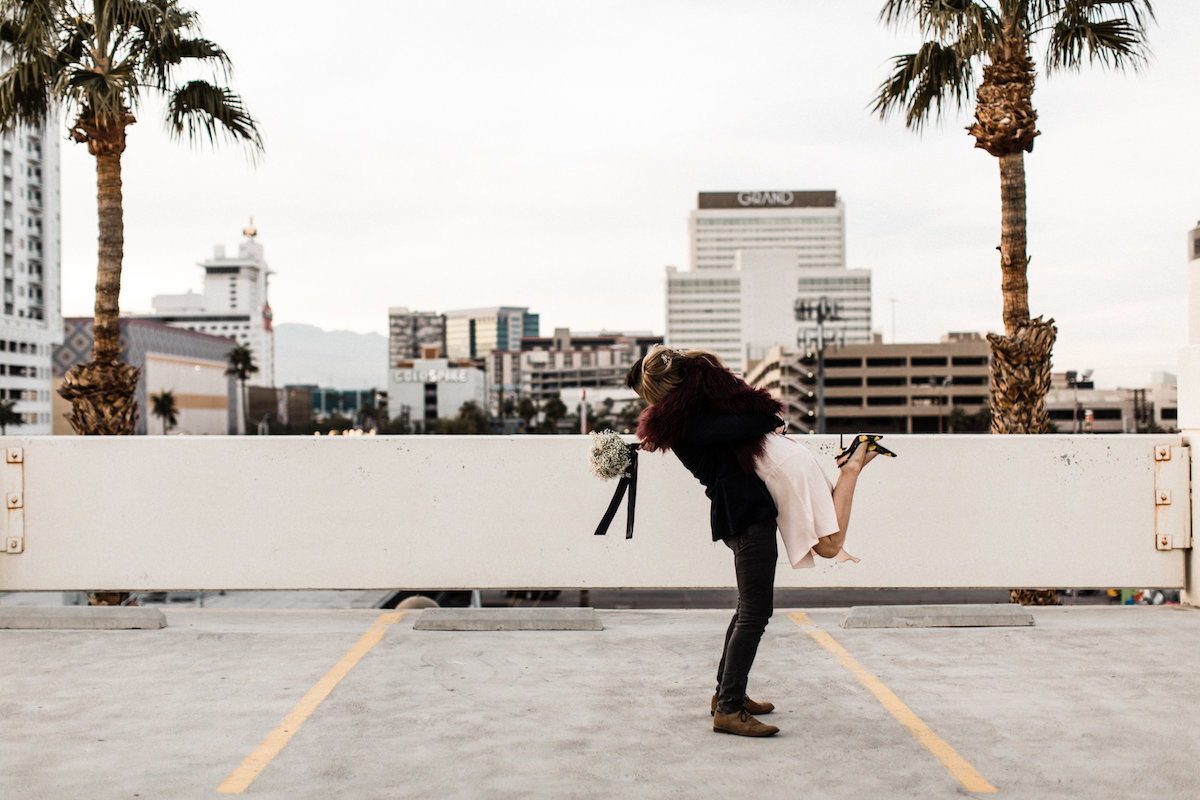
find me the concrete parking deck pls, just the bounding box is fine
[3,605,1198,799]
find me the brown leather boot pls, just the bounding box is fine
[713,709,779,737]
[711,694,775,716]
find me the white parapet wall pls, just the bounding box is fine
[0,434,1189,592]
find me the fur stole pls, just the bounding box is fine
[637,357,782,473]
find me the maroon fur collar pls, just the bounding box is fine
[637,358,782,473]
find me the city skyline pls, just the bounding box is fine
[53,1,1200,389]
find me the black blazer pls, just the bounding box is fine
[670,412,782,542]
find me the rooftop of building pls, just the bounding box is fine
[2,601,1196,798]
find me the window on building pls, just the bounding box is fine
[866,358,905,368]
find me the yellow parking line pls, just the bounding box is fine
[788,612,997,794]
[217,611,407,794]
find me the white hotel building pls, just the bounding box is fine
[142,226,275,388]
[666,190,871,373]
[0,122,60,434]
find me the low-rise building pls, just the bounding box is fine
[488,328,661,414]
[1045,371,1178,433]
[745,334,992,434]
[53,318,237,434]
[388,352,486,433]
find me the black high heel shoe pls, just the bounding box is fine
[836,433,897,467]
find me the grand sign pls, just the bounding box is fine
[697,190,837,210]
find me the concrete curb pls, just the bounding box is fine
[0,606,167,630]
[840,603,1035,629]
[413,607,604,631]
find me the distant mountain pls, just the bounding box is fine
[274,323,387,389]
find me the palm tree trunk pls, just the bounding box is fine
[997,152,1031,336]
[94,149,124,365]
[58,148,140,435]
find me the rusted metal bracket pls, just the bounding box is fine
[4,446,23,554]
[1154,444,1191,551]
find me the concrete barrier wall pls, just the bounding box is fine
[0,434,1187,591]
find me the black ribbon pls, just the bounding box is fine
[593,446,638,539]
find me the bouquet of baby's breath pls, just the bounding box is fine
[589,430,634,480]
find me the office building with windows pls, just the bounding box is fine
[388,307,446,365]
[488,328,661,414]
[0,121,60,434]
[141,225,275,387]
[667,191,870,373]
[745,334,991,434]
[443,306,539,361]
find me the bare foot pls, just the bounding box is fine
[836,439,878,471]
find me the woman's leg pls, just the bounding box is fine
[814,445,877,558]
[715,518,777,715]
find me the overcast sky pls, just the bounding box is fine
[56,1,1200,389]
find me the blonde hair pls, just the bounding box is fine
[634,345,727,405]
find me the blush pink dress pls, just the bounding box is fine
[753,433,859,569]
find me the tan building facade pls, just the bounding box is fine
[745,334,991,434]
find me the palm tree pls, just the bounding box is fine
[517,397,537,432]
[0,398,23,435]
[872,0,1153,434]
[225,344,258,433]
[149,389,178,434]
[0,0,263,435]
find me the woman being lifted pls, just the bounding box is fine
[627,345,893,737]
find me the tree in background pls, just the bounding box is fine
[616,398,646,434]
[540,397,567,433]
[149,389,179,434]
[517,397,537,432]
[872,0,1153,435]
[0,0,263,434]
[438,401,489,434]
[0,398,23,435]
[225,344,258,433]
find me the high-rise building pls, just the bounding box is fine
[388,307,446,364]
[142,226,275,387]
[667,191,871,373]
[443,306,539,361]
[688,190,846,271]
[0,122,60,434]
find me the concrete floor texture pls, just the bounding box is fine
[3,604,1198,799]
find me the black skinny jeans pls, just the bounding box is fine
[714,518,777,714]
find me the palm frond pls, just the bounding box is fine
[166,79,262,153]
[871,39,978,131]
[66,58,139,115]
[1044,1,1154,72]
[0,53,59,130]
[881,0,1000,44]
[0,0,61,59]
[132,35,231,90]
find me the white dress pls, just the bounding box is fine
[753,433,859,569]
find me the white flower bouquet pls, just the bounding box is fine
[588,430,634,480]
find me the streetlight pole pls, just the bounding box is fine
[796,297,842,435]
